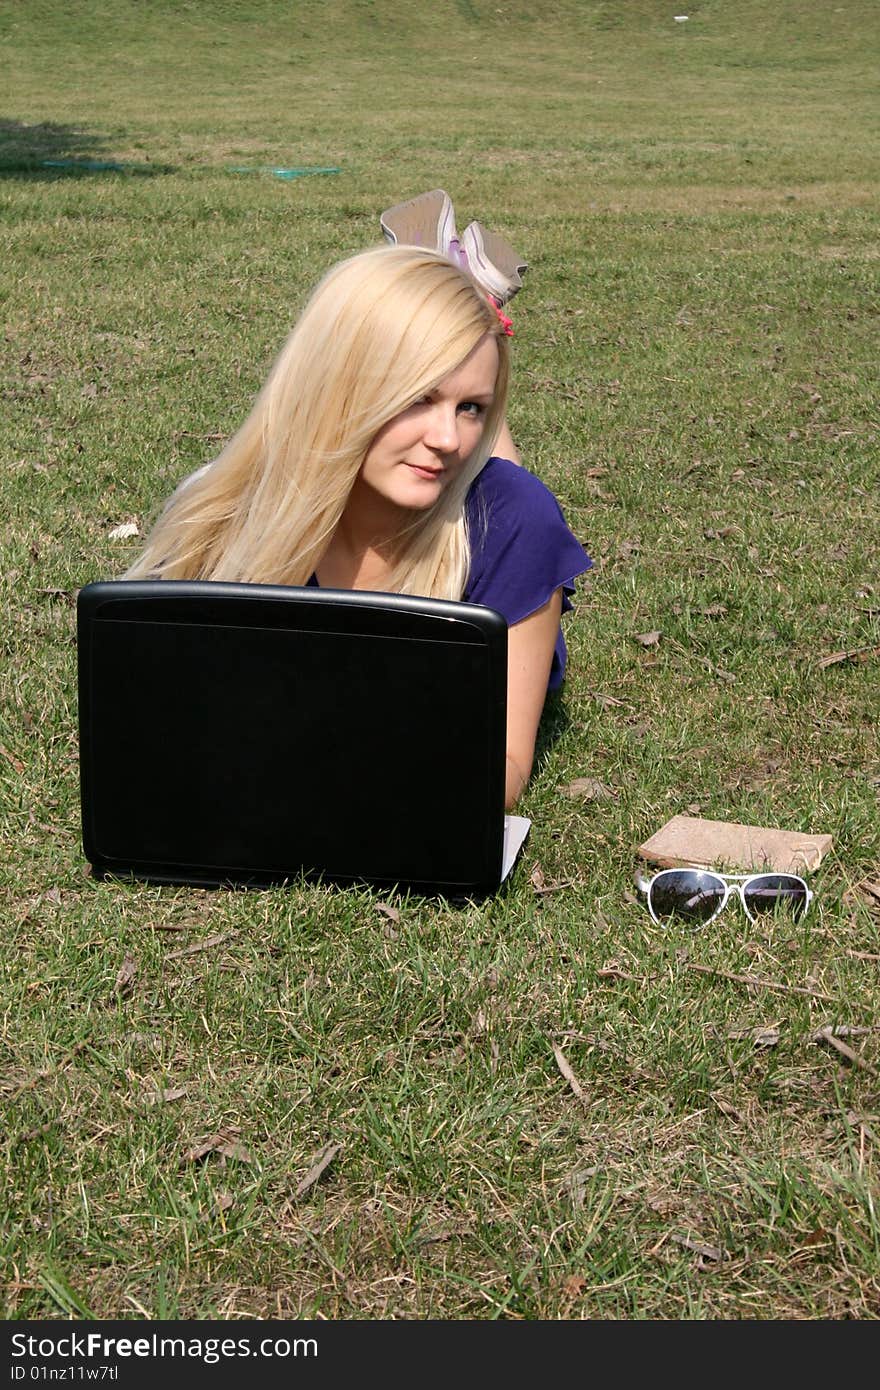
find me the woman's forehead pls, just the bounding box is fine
[437,334,499,396]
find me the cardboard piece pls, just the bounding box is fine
[637,814,832,875]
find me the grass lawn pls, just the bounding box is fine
[1,0,879,1319]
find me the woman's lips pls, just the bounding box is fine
[405,463,444,481]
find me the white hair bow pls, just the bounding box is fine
[380,188,528,307]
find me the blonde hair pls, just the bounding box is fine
[126,245,511,600]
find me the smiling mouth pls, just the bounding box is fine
[405,463,444,481]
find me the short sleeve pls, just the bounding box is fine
[464,456,592,690]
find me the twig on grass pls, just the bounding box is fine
[817,643,880,669]
[293,1141,342,1201]
[166,932,235,960]
[551,1043,587,1101]
[533,879,576,896]
[809,1024,878,1041]
[669,1232,728,1264]
[685,962,837,1002]
[813,1028,880,1078]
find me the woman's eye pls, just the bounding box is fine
[458,401,484,418]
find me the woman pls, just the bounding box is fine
[126,245,591,808]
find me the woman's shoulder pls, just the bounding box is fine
[464,452,591,616]
[466,455,573,534]
[468,454,559,509]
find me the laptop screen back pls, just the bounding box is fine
[78,581,508,895]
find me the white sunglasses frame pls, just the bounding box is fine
[635,868,813,927]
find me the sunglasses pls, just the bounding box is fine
[636,868,813,928]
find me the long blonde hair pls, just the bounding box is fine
[126,245,511,600]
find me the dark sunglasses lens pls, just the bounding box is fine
[649,871,726,924]
[743,874,808,919]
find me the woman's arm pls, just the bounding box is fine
[504,588,563,809]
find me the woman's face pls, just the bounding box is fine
[355,333,500,514]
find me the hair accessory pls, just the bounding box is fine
[489,297,514,337]
[380,188,528,307]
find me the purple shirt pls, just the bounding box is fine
[309,456,591,691]
[463,457,592,690]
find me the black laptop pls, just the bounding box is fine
[77,580,530,897]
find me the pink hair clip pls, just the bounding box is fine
[489,297,514,337]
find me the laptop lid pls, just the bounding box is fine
[77,580,514,897]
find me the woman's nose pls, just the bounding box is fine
[422,404,460,454]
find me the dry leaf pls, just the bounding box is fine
[590,690,631,709]
[37,587,76,603]
[114,954,137,996]
[108,521,140,541]
[724,1024,781,1047]
[561,777,613,801]
[293,1141,341,1200]
[470,1007,488,1037]
[0,743,25,773]
[143,1086,187,1105]
[560,1274,588,1296]
[530,863,575,895]
[801,1227,831,1248]
[711,1094,746,1123]
[183,1129,253,1165]
[412,1218,474,1247]
[670,1233,727,1263]
[634,630,661,647]
[560,1167,598,1209]
[625,722,650,740]
[375,902,400,922]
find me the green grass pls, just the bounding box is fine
[2,0,879,1320]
